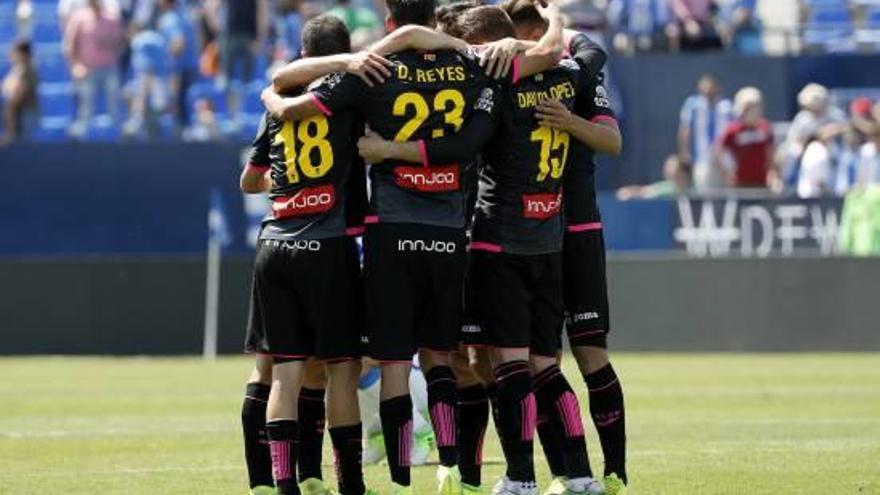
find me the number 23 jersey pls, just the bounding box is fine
[309,49,492,230]
[248,90,367,241]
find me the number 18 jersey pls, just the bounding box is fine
[310,49,491,229]
[247,86,367,241]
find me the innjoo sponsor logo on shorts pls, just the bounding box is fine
[283,240,322,252]
[397,239,458,253]
[568,311,600,323]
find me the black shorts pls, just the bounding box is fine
[470,250,563,358]
[562,229,610,349]
[244,237,363,361]
[364,223,466,362]
[460,252,483,346]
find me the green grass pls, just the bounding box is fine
[0,354,878,494]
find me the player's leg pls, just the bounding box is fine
[409,359,437,466]
[532,354,568,494]
[241,355,275,493]
[326,358,367,495]
[242,251,278,493]
[364,224,418,493]
[472,251,538,494]
[268,359,307,495]
[358,360,386,465]
[563,231,627,492]
[297,360,327,492]
[529,252,600,495]
[453,349,490,494]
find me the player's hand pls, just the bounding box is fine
[346,52,393,87]
[534,0,560,21]
[535,99,573,131]
[478,38,520,79]
[357,130,391,164]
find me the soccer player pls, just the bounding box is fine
[261,2,564,492]
[501,2,628,492]
[240,15,374,495]
[356,5,606,494]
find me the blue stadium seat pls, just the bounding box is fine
[0,21,16,43]
[32,21,61,42]
[804,6,857,52]
[38,82,75,117]
[34,43,68,82]
[243,81,265,114]
[34,116,72,142]
[856,6,880,43]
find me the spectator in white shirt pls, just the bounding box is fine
[780,83,847,187]
[798,134,833,198]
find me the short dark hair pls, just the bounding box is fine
[501,0,546,30]
[436,0,480,37]
[458,6,516,44]
[387,0,437,28]
[301,15,351,57]
[12,39,32,58]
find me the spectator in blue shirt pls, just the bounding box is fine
[718,0,763,54]
[608,0,675,53]
[123,28,169,138]
[157,0,200,127]
[678,73,734,192]
[275,0,304,63]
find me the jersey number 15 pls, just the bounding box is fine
[531,126,570,182]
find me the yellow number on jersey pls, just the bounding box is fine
[530,126,571,182]
[392,89,466,141]
[273,115,334,184]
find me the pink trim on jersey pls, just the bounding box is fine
[309,93,333,116]
[419,139,430,167]
[567,222,603,233]
[346,225,366,236]
[364,215,380,224]
[469,241,502,253]
[512,56,521,84]
[591,115,618,127]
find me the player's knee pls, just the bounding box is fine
[380,362,412,398]
[327,359,361,390]
[573,345,610,374]
[529,354,557,374]
[302,358,328,389]
[452,350,481,387]
[250,354,274,384]
[418,348,452,371]
[492,347,529,367]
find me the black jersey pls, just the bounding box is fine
[247,85,367,241]
[562,72,616,227]
[309,49,495,229]
[470,59,584,255]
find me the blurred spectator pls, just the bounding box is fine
[608,0,675,53]
[797,133,834,198]
[1,41,39,144]
[157,0,200,127]
[64,0,125,137]
[16,0,34,41]
[59,0,121,29]
[123,28,169,138]
[183,97,222,142]
[275,0,305,62]
[328,0,383,50]
[206,0,270,124]
[836,127,862,196]
[668,0,723,51]
[617,155,692,199]
[850,96,879,142]
[859,126,880,186]
[678,73,733,192]
[838,184,880,256]
[717,0,763,54]
[779,83,847,187]
[716,86,775,188]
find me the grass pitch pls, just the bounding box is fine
[0,354,878,494]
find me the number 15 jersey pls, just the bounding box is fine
[248,87,367,241]
[310,49,493,229]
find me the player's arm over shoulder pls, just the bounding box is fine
[513,1,565,80]
[241,113,273,193]
[262,72,365,122]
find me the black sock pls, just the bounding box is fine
[536,413,567,478]
[486,383,512,463]
[267,419,301,495]
[534,366,592,479]
[242,383,274,488]
[585,364,627,483]
[457,384,489,487]
[330,423,365,495]
[297,387,326,482]
[426,366,458,467]
[380,395,412,486]
[493,361,536,483]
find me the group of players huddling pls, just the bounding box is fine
[237,0,627,493]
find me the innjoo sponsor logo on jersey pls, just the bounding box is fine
[272,184,336,219]
[522,192,562,219]
[394,165,460,192]
[397,239,458,253]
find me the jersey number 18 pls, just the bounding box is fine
[274,115,334,184]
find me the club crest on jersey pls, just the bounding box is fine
[394,165,460,192]
[272,184,337,219]
[522,191,562,219]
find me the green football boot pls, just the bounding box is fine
[390,483,413,495]
[249,486,276,495]
[462,482,484,495]
[299,477,337,495]
[437,465,464,495]
[602,474,627,495]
